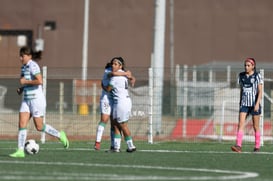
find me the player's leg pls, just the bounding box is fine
[110,103,122,152]
[252,115,260,152]
[94,113,110,150]
[237,112,247,145]
[113,121,122,152]
[231,110,247,152]
[9,101,31,158]
[119,122,136,152]
[109,115,115,150]
[9,112,31,158]
[117,98,136,152]
[94,96,111,150]
[33,117,69,149]
[32,98,69,149]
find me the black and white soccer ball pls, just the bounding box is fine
[24,139,39,155]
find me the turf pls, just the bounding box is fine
[0,140,272,181]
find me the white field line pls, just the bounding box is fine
[26,147,273,155]
[0,160,258,180]
[2,146,273,154]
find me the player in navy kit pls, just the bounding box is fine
[231,58,263,153]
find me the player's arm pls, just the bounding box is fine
[254,83,263,111]
[239,88,242,106]
[20,73,43,86]
[112,70,136,87]
[101,81,109,92]
[128,76,136,87]
[108,70,131,78]
[108,70,136,87]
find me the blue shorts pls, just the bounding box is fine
[239,105,261,115]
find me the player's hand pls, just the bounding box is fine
[20,77,28,85]
[130,76,136,87]
[125,71,132,79]
[17,87,24,95]
[254,104,259,112]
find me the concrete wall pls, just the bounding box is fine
[1,0,273,73]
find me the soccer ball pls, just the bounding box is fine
[24,139,39,155]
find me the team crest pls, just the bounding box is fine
[251,77,255,83]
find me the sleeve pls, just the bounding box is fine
[30,62,41,76]
[257,73,263,85]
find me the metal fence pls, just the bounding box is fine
[0,63,273,144]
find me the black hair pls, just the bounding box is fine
[20,46,42,61]
[105,62,112,69]
[110,57,125,70]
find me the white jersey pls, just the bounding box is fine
[109,70,131,122]
[21,60,44,100]
[109,70,130,101]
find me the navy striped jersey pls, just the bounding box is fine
[238,71,263,107]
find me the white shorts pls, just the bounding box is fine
[20,97,46,118]
[112,97,131,123]
[100,94,112,115]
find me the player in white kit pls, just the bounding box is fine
[94,61,134,150]
[106,57,136,152]
[9,46,69,158]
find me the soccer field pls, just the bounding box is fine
[0,141,272,181]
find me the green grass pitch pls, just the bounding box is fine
[0,140,272,181]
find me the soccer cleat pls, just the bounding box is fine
[253,148,260,153]
[126,147,136,153]
[106,147,121,153]
[9,149,25,158]
[112,149,121,153]
[231,145,242,153]
[60,131,69,149]
[94,142,100,150]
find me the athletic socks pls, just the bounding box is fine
[236,130,243,147]
[114,134,121,150]
[255,131,260,149]
[18,128,27,150]
[235,130,260,149]
[95,122,106,142]
[43,124,60,138]
[125,136,135,149]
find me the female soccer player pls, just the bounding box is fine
[9,47,69,158]
[105,57,136,152]
[94,59,135,150]
[231,58,263,153]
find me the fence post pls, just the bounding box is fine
[148,68,153,144]
[183,65,188,138]
[260,69,264,146]
[41,66,47,143]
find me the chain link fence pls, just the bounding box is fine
[0,63,272,143]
